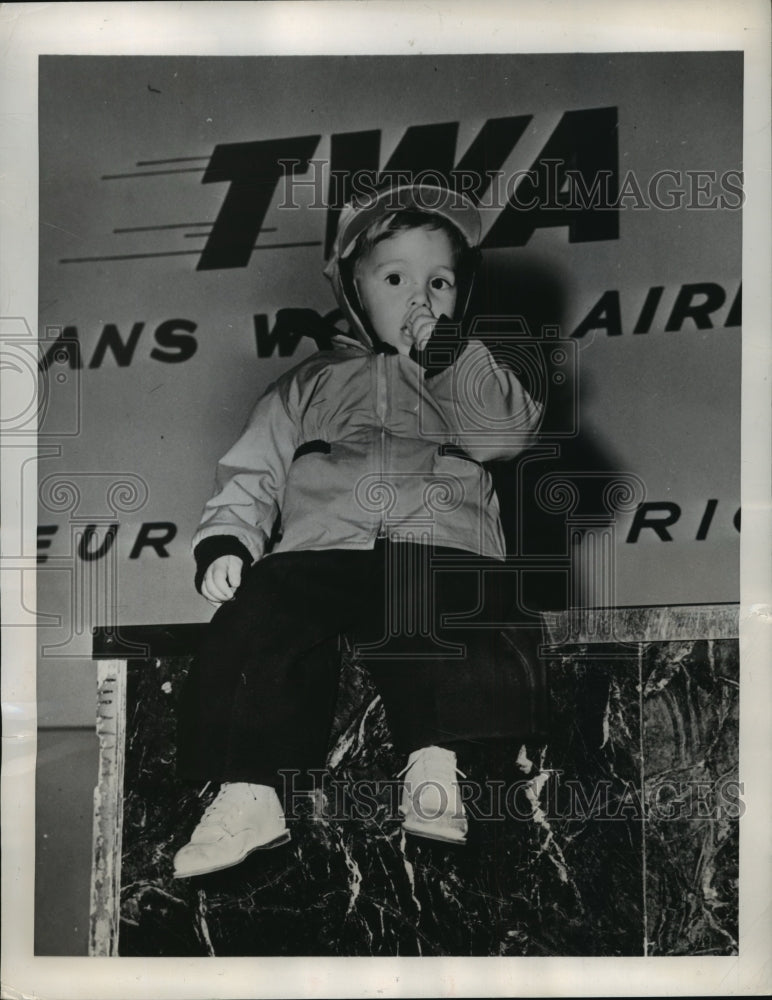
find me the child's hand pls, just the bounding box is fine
[402,304,438,352]
[201,555,243,605]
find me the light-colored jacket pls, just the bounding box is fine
[193,332,543,563]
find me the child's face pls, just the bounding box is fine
[353,226,458,355]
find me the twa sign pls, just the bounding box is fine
[195,107,619,269]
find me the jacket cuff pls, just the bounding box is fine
[409,320,468,378]
[193,535,254,594]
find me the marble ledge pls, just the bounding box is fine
[90,615,740,958]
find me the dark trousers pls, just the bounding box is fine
[177,541,548,788]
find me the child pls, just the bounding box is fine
[173,182,544,878]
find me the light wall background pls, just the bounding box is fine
[36,52,742,725]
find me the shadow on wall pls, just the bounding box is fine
[467,254,627,614]
[281,251,631,617]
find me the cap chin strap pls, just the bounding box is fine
[454,246,482,325]
[339,257,380,351]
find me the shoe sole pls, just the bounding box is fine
[173,829,291,879]
[402,820,467,845]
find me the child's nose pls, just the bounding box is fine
[409,285,430,307]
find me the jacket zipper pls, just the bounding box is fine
[376,353,387,538]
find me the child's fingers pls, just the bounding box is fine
[200,578,219,605]
[226,559,243,591]
[404,305,436,347]
[212,573,235,601]
[201,577,225,604]
[200,556,244,605]
[203,564,235,603]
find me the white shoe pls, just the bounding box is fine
[173,782,290,878]
[399,746,468,844]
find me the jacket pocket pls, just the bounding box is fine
[437,443,484,468]
[292,439,331,462]
[435,443,496,508]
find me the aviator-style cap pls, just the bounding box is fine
[333,182,481,261]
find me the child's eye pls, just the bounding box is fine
[385,273,404,286]
[430,277,454,291]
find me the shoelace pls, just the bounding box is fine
[198,784,247,824]
[200,793,229,822]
